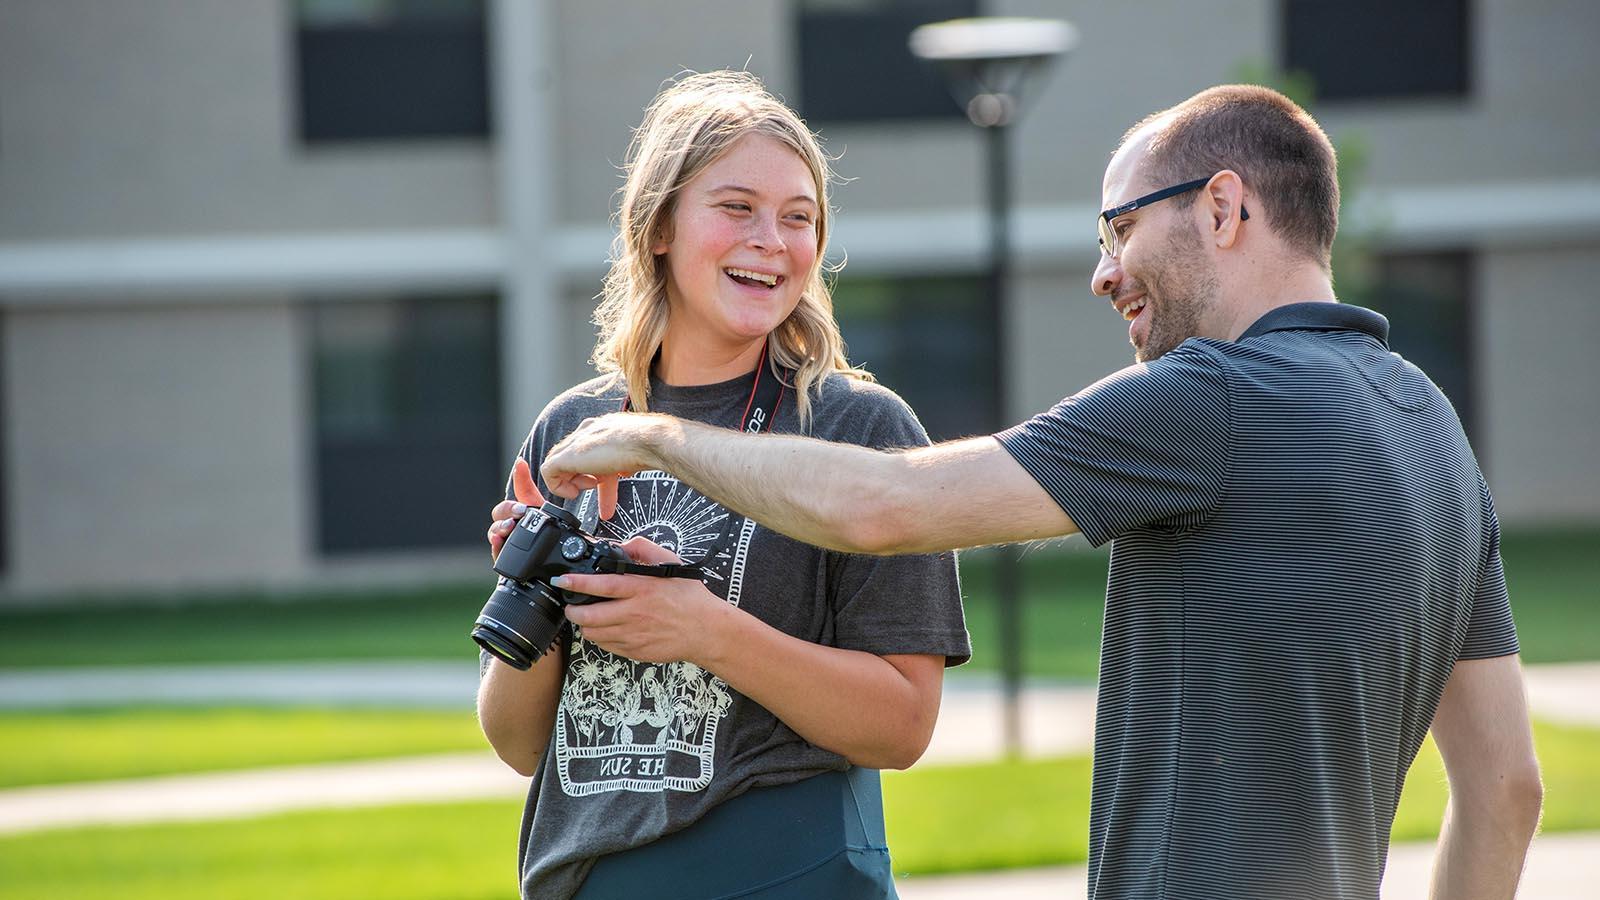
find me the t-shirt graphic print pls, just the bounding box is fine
[554,470,753,796]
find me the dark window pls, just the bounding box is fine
[833,274,995,441]
[1368,251,1478,440]
[1281,0,1470,101]
[294,0,490,142]
[796,0,977,123]
[311,294,502,553]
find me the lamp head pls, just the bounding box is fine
[909,17,1076,127]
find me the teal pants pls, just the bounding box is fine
[573,767,898,900]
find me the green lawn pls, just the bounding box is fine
[0,801,522,900]
[0,586,485,668]
[0,707,486,789]
[1,531,1590,675]
[1,719,1592,897]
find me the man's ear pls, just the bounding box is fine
[1205,170,1247,250]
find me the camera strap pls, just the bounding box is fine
[624,342,791,435]
[737,342,789,435]
[593,557,705,580]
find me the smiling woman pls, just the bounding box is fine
[648,133,821,384]
[475,71,970,900]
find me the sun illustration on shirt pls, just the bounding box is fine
[600,473,733,577]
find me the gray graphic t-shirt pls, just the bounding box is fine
[503,370,971,900]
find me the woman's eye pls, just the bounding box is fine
[722,203,751,213]
[786,212,813,224]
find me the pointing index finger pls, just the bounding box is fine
[511,457,546,507]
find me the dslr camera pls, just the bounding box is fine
[471,501,697,670]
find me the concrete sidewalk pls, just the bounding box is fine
[7,659,1595,723]
[1,661,1595,897]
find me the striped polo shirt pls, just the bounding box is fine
[996,302,1517,900]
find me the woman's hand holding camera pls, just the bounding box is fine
[552,537,732,667]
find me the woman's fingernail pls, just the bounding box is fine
[550,576,570,589]
[512,503,528,516]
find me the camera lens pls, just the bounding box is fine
[471,578,566,670]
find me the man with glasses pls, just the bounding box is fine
[531,85,1542,899]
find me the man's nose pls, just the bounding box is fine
[1091,253,1121,297]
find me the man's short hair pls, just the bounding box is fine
[1125,85,1339,270]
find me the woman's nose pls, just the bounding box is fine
[746,215,783,253]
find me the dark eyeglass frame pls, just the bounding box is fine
[1097,175,1249,258]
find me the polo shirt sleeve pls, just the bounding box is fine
[1458,473,1519,659]
[994,343,1231,547]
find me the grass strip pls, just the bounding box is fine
[0,707,485,790]
[0,587,486,668]
[0,801,521,900]
[0,720,1592,896]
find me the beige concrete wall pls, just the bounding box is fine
[0,0,494,241]
[1314,0,1600,188]
[549,0,792,226]
[3,301,309,594]
[1476,245,1600,525]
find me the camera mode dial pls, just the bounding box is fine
[560,535,590,562]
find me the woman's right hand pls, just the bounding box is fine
[487,457,547,561]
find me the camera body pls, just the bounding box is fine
[472,502,634,670]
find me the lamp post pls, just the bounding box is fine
[910,17,1075,757]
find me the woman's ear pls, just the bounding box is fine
[651,212,674,255]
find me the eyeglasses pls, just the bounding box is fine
[1097,175,1249,259]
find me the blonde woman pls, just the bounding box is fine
[477,71,969,899]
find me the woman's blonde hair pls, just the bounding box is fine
[591,70,869,427]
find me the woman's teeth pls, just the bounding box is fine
[725,267,779,287]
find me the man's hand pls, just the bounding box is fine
[542,413,668,519]
[487,458,546,560]
[553,537,729,665]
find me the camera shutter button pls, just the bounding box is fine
[560,536,590,561]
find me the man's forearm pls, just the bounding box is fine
[1426,655,1543,900]
[644,417,901,554]
[1428,792,1541,899]
[544,412,1076,554]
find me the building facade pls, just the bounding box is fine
[1,0,1596,599]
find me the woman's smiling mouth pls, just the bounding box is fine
[724,267,782,289]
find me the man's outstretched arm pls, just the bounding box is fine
[1427,654,1543,900]
[540,412,1077,555]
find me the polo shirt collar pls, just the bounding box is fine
[1238,302,1389,346]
